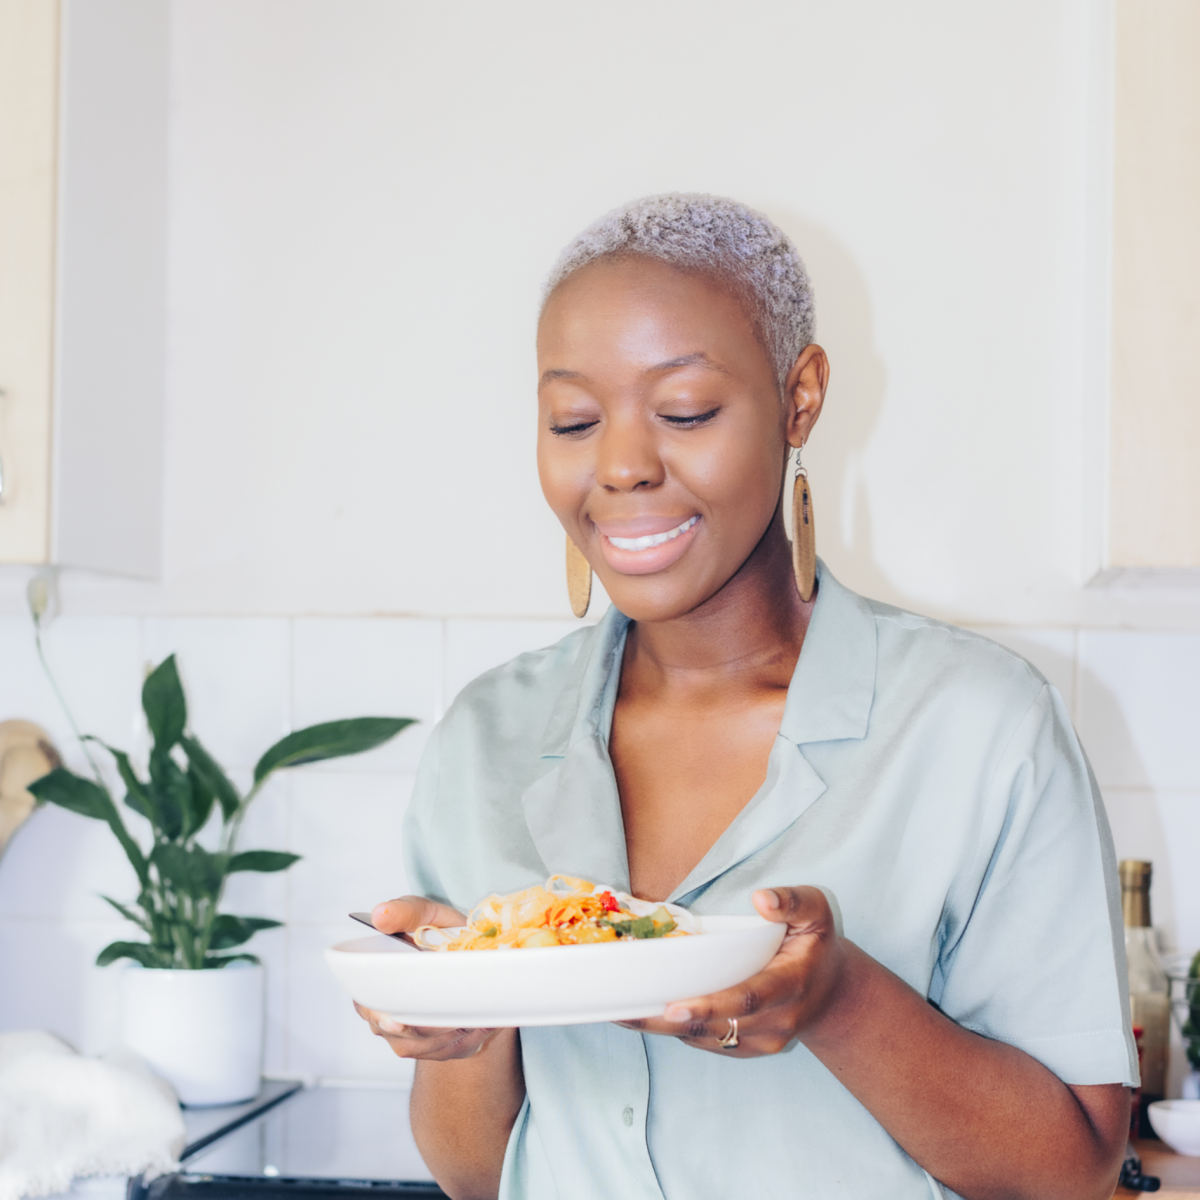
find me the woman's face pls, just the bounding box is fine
[537,255,821,623]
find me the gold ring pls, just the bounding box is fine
[716,1018,739,1049]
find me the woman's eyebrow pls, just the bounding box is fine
[649,352,731,377]
[539,368,587,387]
[538,352,729,389]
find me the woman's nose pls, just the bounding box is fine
[594,419,666,492]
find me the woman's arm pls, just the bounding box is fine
[623,887,1128,1200]
[410,1032,525,1200]
[356,896,527,1200]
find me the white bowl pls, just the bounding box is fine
[325,914,786,1027]
[1148,1100,1200,1157]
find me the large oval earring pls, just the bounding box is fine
[791,445,816,602]
[566,536,592,618]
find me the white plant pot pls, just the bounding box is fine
[120,963,264,1106]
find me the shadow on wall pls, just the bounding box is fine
[773,210,901,609]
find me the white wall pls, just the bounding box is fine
[1,0,1198,1090]
[0,0,1196,628]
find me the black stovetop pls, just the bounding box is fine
[133,1081,447,1200]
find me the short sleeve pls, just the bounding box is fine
[930,685,1138,1086]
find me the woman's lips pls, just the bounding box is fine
[594,515,702,576]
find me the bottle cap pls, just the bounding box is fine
[1119,860,1153,927]
[1119,860,1153,888]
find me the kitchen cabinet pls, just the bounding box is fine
[1100,0,1200,581]
[0,0,167,576]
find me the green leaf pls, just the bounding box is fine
[147,748,189,839]
[143,655,187,749]
[209,914,281,951]
[29,768,149,888]
[181,735,240,822]
[254,717,415,784]
[96,940,174,968]
[151,842,225,897]
[100,894,151,932]
[204,952,260,968]
[98,743,158,825]
[185,761,217,837]
[28,768,110,820]
[228,850,300,874]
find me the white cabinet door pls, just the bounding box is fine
[0,0,167,577]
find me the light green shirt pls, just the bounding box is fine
[404,562,1136,1200]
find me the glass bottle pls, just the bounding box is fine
[1120,859,1170,1135]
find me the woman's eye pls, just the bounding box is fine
[661,408,719,427]
[549,419,599,436]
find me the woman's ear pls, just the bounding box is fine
[783,344,829,450]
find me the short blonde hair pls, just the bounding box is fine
[543,193,815,388]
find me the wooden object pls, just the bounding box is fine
[0,0,168,575]
[0,719,60,859]
[566,535,592,618]
[791,470,816,602]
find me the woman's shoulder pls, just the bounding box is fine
[862,596,1055,715]
[439,621,605,742]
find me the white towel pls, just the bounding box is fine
[0,1032,185,1200]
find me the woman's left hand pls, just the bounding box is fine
[617,885,848,1056]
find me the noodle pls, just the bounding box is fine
[414,875,696,951]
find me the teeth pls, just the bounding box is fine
[608,516,698,552]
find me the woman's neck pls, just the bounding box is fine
[621,509,814,699]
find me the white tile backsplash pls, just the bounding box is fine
[288,772,411,925]
[283,924,416,1083]
[0,804,144,921]
[2,613,1199,1085]
[144,618,292,771]
[0,615,144,775]
[220,774,291,924]
[292,618,438,772]
[1077,630,1200,790]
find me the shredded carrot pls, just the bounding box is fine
[414,876,694,951]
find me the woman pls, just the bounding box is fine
[356,195,1135,1200]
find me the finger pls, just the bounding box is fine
[370,895,465,934]
[617,1014,764,1057]
[355,1003,473,1042]
[663,963,790,1026]
[355,1004,496,1059]
[752,885,831,932]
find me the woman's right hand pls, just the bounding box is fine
[354,895,500,1062]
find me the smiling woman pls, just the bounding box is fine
[354,195,1135,1200]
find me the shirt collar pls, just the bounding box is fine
[777,559,877,746]
[539,604,630,758]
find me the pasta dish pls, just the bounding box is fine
[413,875,696,951]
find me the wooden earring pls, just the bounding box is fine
[566,536,592,618]
[791,447,816,602]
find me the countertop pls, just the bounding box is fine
[1115,1139,1200,1196]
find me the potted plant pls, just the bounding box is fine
[28,652,412,1105]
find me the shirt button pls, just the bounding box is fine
[622,1106,634,1126]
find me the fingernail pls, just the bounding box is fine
[664,1006,691,1023]
[378,1018,404,1035]
[758,889,781,910]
